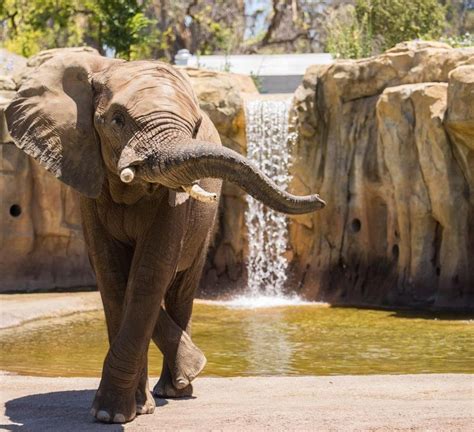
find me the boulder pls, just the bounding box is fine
[445,65,474,193]
[289,42,474,310]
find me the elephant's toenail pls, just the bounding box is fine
[96,410,111,422]
[136,405,145,414]
[113,413,126,423]
[175,378,188,389]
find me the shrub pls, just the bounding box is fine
[440,32,474,48]
[325,5,374,59]
[325,0,447,59]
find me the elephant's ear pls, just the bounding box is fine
[5,53,112,198]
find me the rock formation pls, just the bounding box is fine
[2,42,472,310]
[1,48,97,291]
[0,48,257,292]
[289,41,473,309]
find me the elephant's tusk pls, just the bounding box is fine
[120,167,135,183]
[182,184,217,203]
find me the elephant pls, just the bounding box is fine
[5,52,326,424]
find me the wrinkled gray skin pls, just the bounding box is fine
[6,53,325,424]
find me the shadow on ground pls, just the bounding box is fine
[2,389,168,432]
[387,310,474,321]
[331,304,474,321]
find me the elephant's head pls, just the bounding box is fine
[6,53,325,214]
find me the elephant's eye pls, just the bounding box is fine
[111,113,125,128]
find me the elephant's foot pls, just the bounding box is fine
[90,383,136,424]
[153,377,193,399]
[135,376,156,415]
[155,307,207,389]
[169,341,207,390]
[153,366,194,398]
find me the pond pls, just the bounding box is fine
[0,302,472,377]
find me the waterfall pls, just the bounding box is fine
[245,98,292,295]
[227,97,309,308]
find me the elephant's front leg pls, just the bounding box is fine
[135,358,156,415]
[92,208,185,424]
[92,261,174,423]
[82,202,155,421]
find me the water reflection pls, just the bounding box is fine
[243,308,293,375]
[0,304,472,377]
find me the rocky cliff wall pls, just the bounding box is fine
[0,48,257,292]
[289,41,474,310]
[0,48,100,291]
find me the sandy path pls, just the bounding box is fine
[0,292,102,329]
[1,373,472,431]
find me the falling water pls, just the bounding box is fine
[245,98,291,294]
[227,97,309,308]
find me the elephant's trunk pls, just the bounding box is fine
[124,140,326,215]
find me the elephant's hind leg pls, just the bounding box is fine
[153,306,206,398]
[153,252,208,398]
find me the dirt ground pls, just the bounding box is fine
[0,292,102,329]
[0,373,472,431]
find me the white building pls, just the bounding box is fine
[176,51,333,93]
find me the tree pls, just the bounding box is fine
[243,0,354,54]
[139,0,246,60]
[0,0,154,59]
[0,0,85,57]
[89,0,155,59]
[0,0,467,62]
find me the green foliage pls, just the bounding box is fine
[180,3,237,57]
[90,0,155,59]
[325,5,374,59]
[161,1,245,59]
[0,0,85,57]
[439,32,474,48]
[1,0,466,62]
[355,0,446,51]
[0,0,154,59]
[325,0,448,59]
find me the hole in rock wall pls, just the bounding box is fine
[351,218,361,233]
[392,244,399,260]
[9,204,22,217]
[431,220,443,273]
